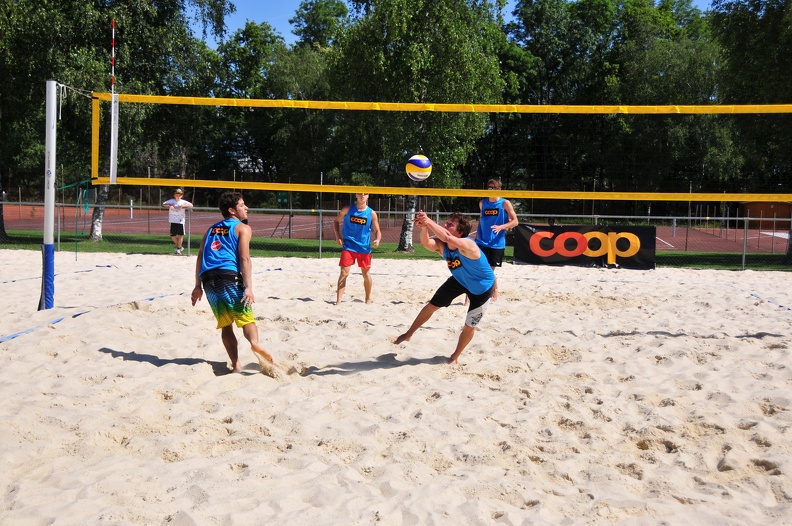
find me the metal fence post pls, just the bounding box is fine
[186,208,191,256]
[742,217,748,270]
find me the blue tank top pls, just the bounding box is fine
[343,205,373,254]
[443,243,495,295]
[200,217,241,276]
[477,198,507,249]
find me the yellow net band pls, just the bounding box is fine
[91,176,792,203]
[91,92,792,114]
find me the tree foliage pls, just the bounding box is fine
[291,0,349,48]
[330,1,505,185]
[329,0,507,248]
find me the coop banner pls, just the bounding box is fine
[513,225,656,270]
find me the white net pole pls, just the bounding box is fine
[39,79,57,310]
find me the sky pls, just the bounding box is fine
[193,2,302,46]
[196,0,712,47]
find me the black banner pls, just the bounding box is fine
[513,224,656,270]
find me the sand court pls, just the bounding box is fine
[1,249,790,524]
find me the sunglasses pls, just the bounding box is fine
[487,186,499,190]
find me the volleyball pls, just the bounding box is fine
[406,155,432,182]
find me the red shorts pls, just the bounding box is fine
[339,250,372,269]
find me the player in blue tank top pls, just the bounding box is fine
[394,211,495,364]
[191,191,276,375]
[475,178,518,300]
[333,193,382,305]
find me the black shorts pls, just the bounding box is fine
[429,277,493,328]
[170,223,185,236]
[201,269,244,291]
[478,246,504,267]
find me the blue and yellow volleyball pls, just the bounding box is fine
[406,155,432,182]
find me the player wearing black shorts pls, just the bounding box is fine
[475,179,519,300]
[394,211,495,364]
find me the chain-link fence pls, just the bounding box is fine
[2,202,791,270]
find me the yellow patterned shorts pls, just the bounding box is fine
[202,270,255,329]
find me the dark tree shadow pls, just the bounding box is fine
[98,347,232,376]
[301,352,448,377]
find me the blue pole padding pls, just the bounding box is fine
[38,243,55,310]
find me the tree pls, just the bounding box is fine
[608,0,731,204]
[710,0,792,261]
[290,0,349,48]
[499,0,729,215]
[330,0,506,250]
[214,22,289,189]
[0,0,232,242]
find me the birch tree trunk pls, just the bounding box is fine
[397,194,417,252]
[0,177,11,242]
[89,185,108,241]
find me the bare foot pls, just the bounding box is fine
[251,343,274,364]
[230,361,243,374]
[447,357,459,365]
[393,333,411,345]
[365,299,373,304]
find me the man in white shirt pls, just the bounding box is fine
[162,188,193,255]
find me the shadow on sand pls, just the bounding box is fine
[98,347,231,376]
[301,352,448,377]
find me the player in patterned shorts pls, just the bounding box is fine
[191,191,275,374]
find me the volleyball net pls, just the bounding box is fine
[90,92,792,205]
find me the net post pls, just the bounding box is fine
[742,216,748,270]
[39,80,57,310]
